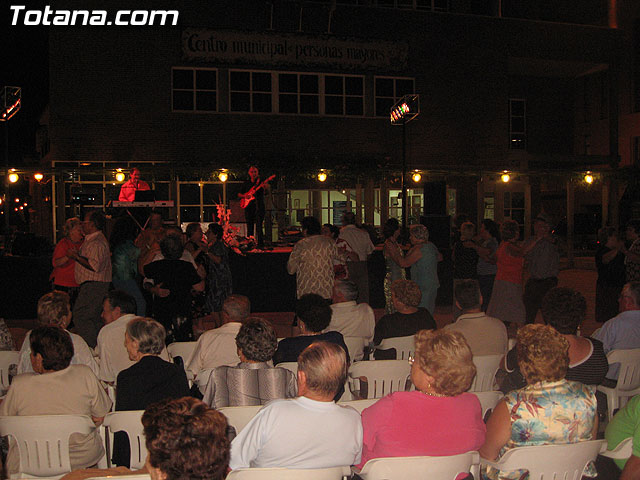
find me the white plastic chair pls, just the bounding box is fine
[337,398,379,413]
[348,360,411,399]
[356,452,480,480]
[469,354,502,392]
[378,335,415,360]
[226,465,351,479]
[102,410,147,470]
[480,440,607,480]
[597,349,640,420]
[0,414,99,478]
[275,361,298,376]
[219,405,264,435]
[344,336,367,362]
[0,351,20,391]
[472,391,504,419]
[601,437,633,460]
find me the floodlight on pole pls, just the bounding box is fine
[1,87,21,122]
[390,94,420,229]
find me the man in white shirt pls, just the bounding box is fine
[96,289,168,383]
[230,341,362,469]
[339,212,374,304]
[444,279,508,356]
[593,281,640,380]
[187,294,250,392]
[325,279,375,343]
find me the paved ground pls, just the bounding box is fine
[6,260,603,344]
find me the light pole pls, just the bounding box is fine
[390,94,420,229]
[1,86,22,231]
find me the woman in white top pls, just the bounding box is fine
[17,291,98,376]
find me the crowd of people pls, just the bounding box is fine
[7,207,640,480]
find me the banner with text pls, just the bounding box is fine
[182,29,408,70]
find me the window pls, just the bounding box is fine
[374,0,448,11]
[375,77,415,117]
[279,73,319,114]
[230,71,273,113]
[172,68,217,112]
[633,137,640,167]
[324,75,364,116]
[504,191,525,237]
[509,98,526,150]
[228,70,365,117]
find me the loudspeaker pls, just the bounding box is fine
[419,215,451,250]
[423,181,447,216]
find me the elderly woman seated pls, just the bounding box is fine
[356,329,486,471]
[480,324,598,480]
[1,326,111,476]
[113,317,190,467]
[203,317,297,408]
[144,397,230,480]
[18,291,98,376]
[500,287,608,392]
[371,279,437,359]
[61,397,230,480]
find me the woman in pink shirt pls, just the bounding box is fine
[487,220,540,326]
[51,217,84,305]
[356,329,486,472]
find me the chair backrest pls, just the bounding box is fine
[337,398,380,413]
[226,465,351,479]
[469,354,502,392]
[608,349,640,391]
[276,362,298,376]
[472,391,504,419]
[601,437,633,460]
[103,410,147,470]
[0,351,20,391]
[483,440,606,480]
[344,336,367,362]
[166,341,197,365]
[0,414,96,477]
[378,335,415,360]
[349,360,411,399]
[219,405,264,435]
[358,452,480,480]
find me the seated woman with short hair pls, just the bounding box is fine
[113,317,190,467]
[1,326,111,476]
[500,288,608,393]
[356,329,485,471]
[143,397,230,480]
[481,324,598,480]
[202,317,297,408]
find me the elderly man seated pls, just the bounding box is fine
[229,341,363,469]
[324,279,375,343]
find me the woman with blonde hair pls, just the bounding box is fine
[487,220,538,326]
[356,329,485,470]
[480,324,598,480]
[51,217,84,306]
[398,224,442,314]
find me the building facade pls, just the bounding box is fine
[37,0,637,245]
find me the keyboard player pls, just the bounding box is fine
[118,167,150,202]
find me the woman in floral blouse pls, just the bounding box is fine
[480,324,598,480]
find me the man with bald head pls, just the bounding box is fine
[187,294,251,392]
[229,341,362,469]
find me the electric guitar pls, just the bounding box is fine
[240,175,275,209]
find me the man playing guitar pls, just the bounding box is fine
[238,165,269,248]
